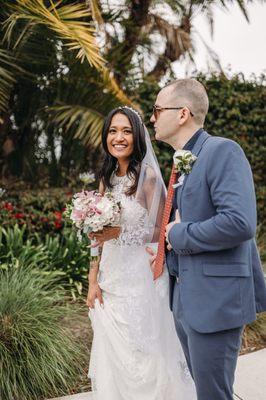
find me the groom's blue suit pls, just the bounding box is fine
[167,129,266,400]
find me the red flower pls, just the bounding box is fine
[54,211,62,220]
[41,217,49,223]
[54,220,62,229]
[14,213,25,219]
[3,202,13,211]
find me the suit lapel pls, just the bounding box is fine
[177,130,210,212]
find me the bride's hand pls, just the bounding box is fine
[146,246,157,273]
[86,282,104,309]
[88,226,121,246]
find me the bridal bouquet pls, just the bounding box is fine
[65,190,121,258]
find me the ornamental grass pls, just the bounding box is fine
[0,267,85,400]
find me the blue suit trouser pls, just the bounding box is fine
[172,279,243,400]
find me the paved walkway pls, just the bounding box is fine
[233,348,266,400]
[51,348,266,400]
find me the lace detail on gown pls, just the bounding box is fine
[107,174,152,246]
[88,173,196,400]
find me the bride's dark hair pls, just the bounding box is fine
[99,107,147,196]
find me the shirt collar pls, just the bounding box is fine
[183,128,204,152]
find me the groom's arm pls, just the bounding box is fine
[168,140,257,255]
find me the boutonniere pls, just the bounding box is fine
[172,150,197,189]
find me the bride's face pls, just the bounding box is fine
[107,113,134,161]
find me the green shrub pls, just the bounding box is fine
[0,188,72,237]
[0,267,86,400]
[0,225,89,298]
[202,73,266,232]
[34,228,90,298]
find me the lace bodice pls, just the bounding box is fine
[106,173,152,246]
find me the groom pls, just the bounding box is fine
[149,79,266,400]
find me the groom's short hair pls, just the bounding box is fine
[164,79,209,125]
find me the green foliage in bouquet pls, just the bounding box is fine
[0,267,86,400]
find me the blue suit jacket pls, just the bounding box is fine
[168,130,266,333]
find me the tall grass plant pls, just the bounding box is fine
[0,267,86,400]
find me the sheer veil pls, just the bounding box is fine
[135,125,166,246]
[133,125,197,399]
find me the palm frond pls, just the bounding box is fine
[3,1,132,106]
[0,48,23,113]
[205,5,215,38]
[47,104,104,147]
[195,29,223,72]
[4,0,104,68]
[232,0,250,22]
[86,0,104,26]
[152,14,192,60]
[102,67,133,105]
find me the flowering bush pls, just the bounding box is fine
[0,188,97,297]
[0,188,72,238]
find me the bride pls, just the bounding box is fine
[86,106,196,400]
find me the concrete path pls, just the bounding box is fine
[52,395,91,400]
[50,348,266,400]
[233,348,266,400]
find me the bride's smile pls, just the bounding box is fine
[107,113,134,161]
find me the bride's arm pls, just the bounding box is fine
[86,180,105,308]
[87,259,104,308]
[88,258,100,284]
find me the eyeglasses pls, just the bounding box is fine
[152,105,194,120]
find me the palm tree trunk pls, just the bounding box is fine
[0,112,15,181]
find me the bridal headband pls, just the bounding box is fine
[118,105,143,123]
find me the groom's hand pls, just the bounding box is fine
[165,210,181,250]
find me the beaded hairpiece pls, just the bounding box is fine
[118,105,142,123]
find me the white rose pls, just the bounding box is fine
[173,150,188,158]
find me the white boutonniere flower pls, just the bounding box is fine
[172,150,197,188]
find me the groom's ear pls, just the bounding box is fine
[179,108,190,125]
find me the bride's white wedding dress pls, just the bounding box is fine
[88,173,196,400]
